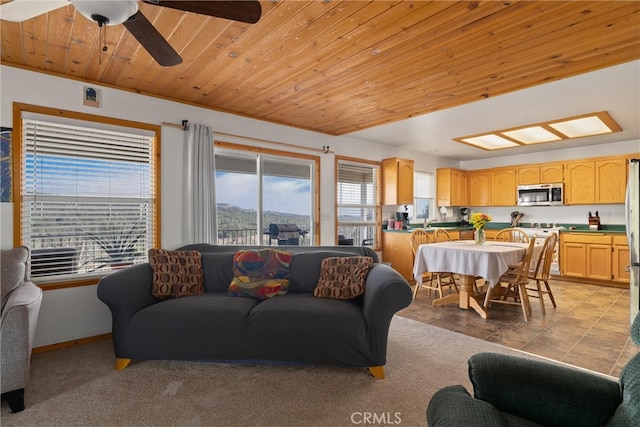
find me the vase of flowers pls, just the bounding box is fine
[470,212,492,245]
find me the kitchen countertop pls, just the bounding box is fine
[382,222,627,234]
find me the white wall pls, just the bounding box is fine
[0,65,452,347]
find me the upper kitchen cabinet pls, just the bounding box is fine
[436,168,468,207]
[596,158,627,204]
[565,156,628,204]
[381,158,414,205]
[518,163,564,185]
[491,168,517,206]
[565,160,596,204]
[468,170,492,206]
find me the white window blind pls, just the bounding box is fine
[21,118,157,282]
[337,162,378,246]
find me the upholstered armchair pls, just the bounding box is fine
[1,246,43,413]
[427,312,640,426]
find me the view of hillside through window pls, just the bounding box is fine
[215,151,313,246]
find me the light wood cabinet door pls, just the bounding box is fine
[381,158,414,205]
[561,242,587,277]
[468,170,491,206]
[596,158,627,203]
[436,168,468,207]
[382,232,414,282]
[492,168,517,206]
[586,244,612,280]
[613,245,630,283]
[518,166,539,185]
[565,161,595,204]
[452,169,469,206]
[397,159,414,205]
[539,163,564,183]
[613,235,630,283]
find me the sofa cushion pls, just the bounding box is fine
[244,293,372,364]
[289,250,373,293]
[148,249,204,299]
[1,246,30,312]
[200,252,235,292]
[227,248,292,300]
[313,256,373,299]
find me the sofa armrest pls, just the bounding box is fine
[96,264,156,354]
[362,263,412,361]
[469,352,621,427]
[1,282,42,394]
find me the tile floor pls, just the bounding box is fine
[397,279,638,377]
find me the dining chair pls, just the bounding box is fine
[410,229,458,299]
[485,238,536,322]
[526,233,558,314]
[494,228,530,243]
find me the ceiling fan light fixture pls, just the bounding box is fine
[72,0,139,26]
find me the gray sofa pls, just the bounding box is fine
[97,245,413,378]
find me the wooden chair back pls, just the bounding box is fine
[433,228,453,242]
[494,228,530,243]
[512,238,537,284]
[410,229,432,255]
[530,233,558,280]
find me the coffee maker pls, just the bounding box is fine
[460,207,470,224]
[396,211,409,229]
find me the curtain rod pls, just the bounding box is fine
[161,120,333,154]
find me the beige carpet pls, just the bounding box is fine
[2,316,546,426]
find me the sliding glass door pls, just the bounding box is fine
[215,148,315,246]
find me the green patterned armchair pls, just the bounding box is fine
[427,313,640,426]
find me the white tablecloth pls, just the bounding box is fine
[412,241,536,287]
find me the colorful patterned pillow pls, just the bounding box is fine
[313,256,373,300]
[227,249,292,300]
[149,249,204,299]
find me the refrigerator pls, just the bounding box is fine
[626,158,640,324]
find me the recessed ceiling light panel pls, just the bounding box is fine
[549,116,614,138]
[501,126,562,144]
[453,111,621,151]
[460,134,520,150]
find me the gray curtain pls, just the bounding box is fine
[183,124,216,244]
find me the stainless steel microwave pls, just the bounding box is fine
[517,183,564,206]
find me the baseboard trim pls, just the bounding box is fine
[32,333,112,354]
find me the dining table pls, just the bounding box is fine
[412,240,539,318]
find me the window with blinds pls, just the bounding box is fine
[20,118,157,283]
[337,161,379,247]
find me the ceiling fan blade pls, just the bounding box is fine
[122,11,182,67]
[0,0,69,22]
[142,1,261,24]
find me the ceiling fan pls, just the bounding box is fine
[0,0,262,66]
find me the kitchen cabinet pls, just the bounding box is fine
[564,157,628,205]
[596,158,627,204]
[382,232,414,282]
[381,158,414,205]
[491,168,517,206]
[436,168,468,207]
[468,170,492,206]
[612,235,630,283]
[559,233,623,282]
[518,163,564,185]
[565,161,596,204]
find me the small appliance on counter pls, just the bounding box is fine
[460,207,469,224]
[396,210,410,229]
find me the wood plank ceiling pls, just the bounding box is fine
[1,1,639,135]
